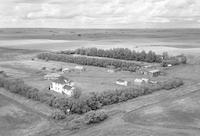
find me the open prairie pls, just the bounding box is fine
[0,29,200,58]
[1,28,200,136]
[0,93,49,136]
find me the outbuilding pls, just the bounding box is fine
[136,68,161,77]
[148,69,161,77]
[75,65,85,71]
[134,78,149,85]
[116,79,128,86]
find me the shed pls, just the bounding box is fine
[62,68,73,73]
[148,69,161,77]
[136,68,161,77]
[116,79,128,86]
[75,65,85,71]
[134,78,149,85]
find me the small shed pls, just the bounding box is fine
[75,65,85,71]
[134,78,149,85]
[107,69,115,73]
[148,69,161,77]
[62,68,73,73]
[116,79,128,86]
[136,68,161,77]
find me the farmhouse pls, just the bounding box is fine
[116,79,128,86]
[49,76,75,97]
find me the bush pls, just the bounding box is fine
[84,110,108,124]
[72,88,82,99]
[51,111,66,120]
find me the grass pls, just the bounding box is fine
[0,59,168,94]
[123,89,200,129]
[0,94,42,136]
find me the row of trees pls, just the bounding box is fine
[37,53,140,72]
[60,48,162,63]
[161,54,187,67]
[0,73,183,116]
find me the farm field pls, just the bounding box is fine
[0,93,49,136]
[1,29,200,136]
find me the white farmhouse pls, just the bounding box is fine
[49,76,75,97]
[116,79,128,86]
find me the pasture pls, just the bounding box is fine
[0,94,44,136]
[0,57,169,94]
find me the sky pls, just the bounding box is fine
[0,0,200,28]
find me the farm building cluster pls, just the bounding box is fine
[39,54,184,97]
[43,65,85,97]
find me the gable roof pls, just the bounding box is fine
[53,76,70,84]
[148,69,160,73]
[44,73,61,78]
[63,85,73,90]
[116,79,126,82]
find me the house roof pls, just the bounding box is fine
[62,68,70,71]
[116,79,126,82]
[53,76,70,84]
[44,73,61,78]
[148,69,160,73]
[63,85,73,90]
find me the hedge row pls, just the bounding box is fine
[60,48,162,63]
[0,73,183,115]
[37,53,140,72]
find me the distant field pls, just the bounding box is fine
[1,28,200,57]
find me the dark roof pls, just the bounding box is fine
[63,85,72,90]
[117,79,126,82]
[53,76,70,84]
